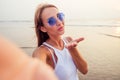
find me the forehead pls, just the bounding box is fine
[41,7,58,20]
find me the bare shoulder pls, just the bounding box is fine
[32,45,49,58]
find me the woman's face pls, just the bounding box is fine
[41,7,65,37]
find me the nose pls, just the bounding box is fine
[56,18,64,26]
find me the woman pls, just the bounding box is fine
[32,3,88,80]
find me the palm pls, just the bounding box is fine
[65,37,84,49]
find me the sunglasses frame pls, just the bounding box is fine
[47,12,65,26]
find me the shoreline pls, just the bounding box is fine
[0,24,120,80]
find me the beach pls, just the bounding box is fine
[0,22,120,80]
[66,26,120,80]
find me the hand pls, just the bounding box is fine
[0,35,58,80]
[65,37,84,49]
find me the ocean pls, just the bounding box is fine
[0,20,120,80]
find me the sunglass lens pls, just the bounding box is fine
[58,13,65,21]
[48,17,56,26]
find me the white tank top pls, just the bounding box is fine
[43,40,79,80]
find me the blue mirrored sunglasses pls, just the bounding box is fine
[47,12,65,26]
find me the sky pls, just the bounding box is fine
[0,0,120,21]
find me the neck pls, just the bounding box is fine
[46,36,64,49]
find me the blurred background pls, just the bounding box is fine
[0,0,120,80]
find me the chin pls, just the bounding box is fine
[60,30,65,35]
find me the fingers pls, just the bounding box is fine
[74,37,84,43]
[65,37,84,49]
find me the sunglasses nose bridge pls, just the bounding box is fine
[56,17,63,25]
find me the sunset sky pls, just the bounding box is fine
[0,0,120,21]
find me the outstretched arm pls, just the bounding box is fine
[65,37,88,74]
[0,35,58,80]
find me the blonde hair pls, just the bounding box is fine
[34,3,57,47]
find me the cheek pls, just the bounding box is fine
[43,24,58,33]
[43,22,53,28]
[62,21,65,25]
[47,27,57,34]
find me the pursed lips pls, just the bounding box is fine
[57,26,64,31]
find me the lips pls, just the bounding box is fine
[58,27,64,31]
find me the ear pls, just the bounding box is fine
[39,26,47,32]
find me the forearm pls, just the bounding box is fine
[68,47,88,74]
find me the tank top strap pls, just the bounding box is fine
[42,42,57,65]
[43,42,55,50]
